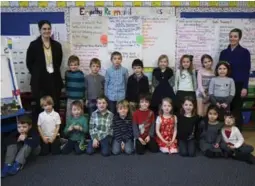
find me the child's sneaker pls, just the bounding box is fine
[8,161,22,175]
[1,164,12,178]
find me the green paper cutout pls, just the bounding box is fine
[136,35,144,44]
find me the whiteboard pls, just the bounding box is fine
[1,54,14,99]
[176,19,255,70]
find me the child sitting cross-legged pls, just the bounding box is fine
[112,100,134,155]
[86,96,114,156]
[1,115,40,177]
[221,112,254,164]
[62,101,88,155]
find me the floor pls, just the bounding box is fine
[1,131,255,186]
[243,131,255,155]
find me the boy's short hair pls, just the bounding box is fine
[90,58,101,68]
[139,94,151,103]
[132,59,144,68]
[68,55,80,66]
[111,51,122,61]
[117,100,129,109]
[18,115,32,126]
[40,96,54,107]
[71,100,83,110]
[230,28,242,39]
[96,96,108,103]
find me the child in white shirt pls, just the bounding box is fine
[175,55,197,112]
[38,96,61,155]
[221,112,254,164]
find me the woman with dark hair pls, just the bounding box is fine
[219,28,251,130]
[26,20,63,124]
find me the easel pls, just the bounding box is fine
[1,37,25,132]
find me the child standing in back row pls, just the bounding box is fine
[105,51,129,114]
[65,55,85,119]
[151,55,175,116]
[196,54,215,117]
[175,55,197,112]
[85,58,105,116]
[126,59,149,114]
[209,61,235,121]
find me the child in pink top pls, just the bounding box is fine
[196,54,215,117]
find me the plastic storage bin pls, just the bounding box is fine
[242,111,252,124]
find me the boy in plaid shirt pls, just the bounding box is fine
[86,96,113,156]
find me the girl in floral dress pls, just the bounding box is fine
[156,98,178,154]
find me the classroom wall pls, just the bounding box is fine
[1,3,255,92]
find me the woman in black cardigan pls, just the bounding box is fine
[26,20,63,123]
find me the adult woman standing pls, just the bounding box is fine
[26,20,63,124]
[219,28,251,131]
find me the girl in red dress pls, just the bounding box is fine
[156,98,178,154]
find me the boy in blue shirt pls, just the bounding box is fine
[105,51,129,114]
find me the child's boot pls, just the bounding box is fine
[1,164,12,178]
[8,161,22,175]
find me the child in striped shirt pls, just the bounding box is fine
[86,96,113,156]
[112,100,133,155]
[65,55,85,119]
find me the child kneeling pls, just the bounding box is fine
[112,100,134,155]
[133,94,159,154]
[62,101,88,154]
[1,116,40,177]
[87,96,114,156]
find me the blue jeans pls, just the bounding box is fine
[112,139,133,155]
[86,136,111,156]
[61,140,86,155]
[87,99,97,117]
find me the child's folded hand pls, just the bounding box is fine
[68,126,73,131]
[121,142,125,151]
[73,125,80,130]
[214,143,219,148]
[139,137,146,145]
[42,136,49,144]
[216,103,221,108]
[221,103,228,109]
[92,139,99,148]
[145,136,150,143]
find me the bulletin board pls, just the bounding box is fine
[1,3,255,93]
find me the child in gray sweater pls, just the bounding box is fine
[85,58,105,116]
[209,61,235,120]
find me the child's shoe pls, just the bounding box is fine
[1,164,12,178]
[8,161,22,175]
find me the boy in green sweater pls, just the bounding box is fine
[62,101,88,154]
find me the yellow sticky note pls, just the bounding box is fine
[0,1,10,7]
[190,1,200,7]
[152,1,161,7]
[171,1,181,6]
[75,1,85,7]
[247,1,255,7]
[57,1,66,7]
[133,1,142,7]
[228,1,238,7]
[208,1,219,7]
[113,1,124,7]
[95,1,105,7]
[19,1,29,7]
[38,1,48,7]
